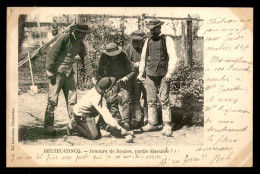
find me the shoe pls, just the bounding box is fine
[44,126,57,136]
[161,124,172,136]
[130,120,141,130]
[141,123,158,132]
[66,126,75,136]
[100,129,111,137]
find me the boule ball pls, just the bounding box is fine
[161,129,166,135]
[165,130,172,137]
[125,135,133,143]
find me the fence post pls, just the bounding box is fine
[37,14,43,47]
[140,14,145,32]
[186,18,193,67]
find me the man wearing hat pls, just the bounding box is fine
[137,19,178,136]
[72,77,129,139]
[44,23,94,135]
[97,42,135,131]
[124,30,148,129]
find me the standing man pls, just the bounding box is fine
[44,23,94,135]
[137,19,178,136]
[97,43,135,131]
[124,30,148,129]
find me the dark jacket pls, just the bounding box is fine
[97,51,135,81]
[46,33,94,77]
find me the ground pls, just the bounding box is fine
[18,89,204,146]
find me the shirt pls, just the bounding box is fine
[139,34,178,76]
[73,88,120,128]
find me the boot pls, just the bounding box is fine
[45,125,57,136]
[130,120,141,130]
[44,101,56,135]
[143,108,148,126]
[141,123,158,132]
[66,117,77,136]
[161,123,172,136]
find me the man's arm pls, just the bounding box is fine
[124,44,137,68]
[96,54,106,80]
[166,36,178,75]
[91,95,122,130]
[138,38,148,76]
[45,34,66,73]
[122,51,135,80]
[78,41,95,78]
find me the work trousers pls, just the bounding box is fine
[146,75,172,126]
[44,73,77,128]
[117,82,132,124]
[131,78,148,125]
[73,112,101,140]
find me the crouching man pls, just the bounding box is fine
[72,77,128,139]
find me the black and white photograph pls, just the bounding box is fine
[17,11,204,146]
[6,7,252,167]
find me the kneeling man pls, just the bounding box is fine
[72,77,128,140]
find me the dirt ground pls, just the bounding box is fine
[18,89,204,146]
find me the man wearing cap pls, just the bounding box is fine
[97,43,135,131]
[124,30,148,129]
[72,77,129,140]
[44,23,94,135]
[137,19,178,136]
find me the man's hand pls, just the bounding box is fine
[120,127,128,136]
[133,61,140,68]
[137,73,144,81]
[91,77,97,85]
[46,70,54,79]
[118,76,128,83]
[164,73,172,82]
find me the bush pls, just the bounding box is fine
[171,61,204,126]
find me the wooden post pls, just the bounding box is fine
[141,14,145,32]
[75,14,78,24]
[37,14,43,47]
[186,18,193,67]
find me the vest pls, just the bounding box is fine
[146,35,168,77]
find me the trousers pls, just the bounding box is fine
[117,82,132,124]
[146,75,172,126]
[73,112,101,140]
[131,78,148,125]
[44,73,77,128]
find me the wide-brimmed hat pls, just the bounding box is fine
[103,43,122,56]
[131,30,145,40]
[145,19,165,29]
[95,77,116,94]
[71,23,92,33]
[96,77,116,107]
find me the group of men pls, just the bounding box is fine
[44,19,178,140]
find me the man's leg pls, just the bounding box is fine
[44,74,64,133]
[118,83,132,130]
[140,78,148,126]
[130,79,142,129]
[158,77,172,135]
[73,114,100,140]
[63,74,77,131]
[142,75,159,131]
